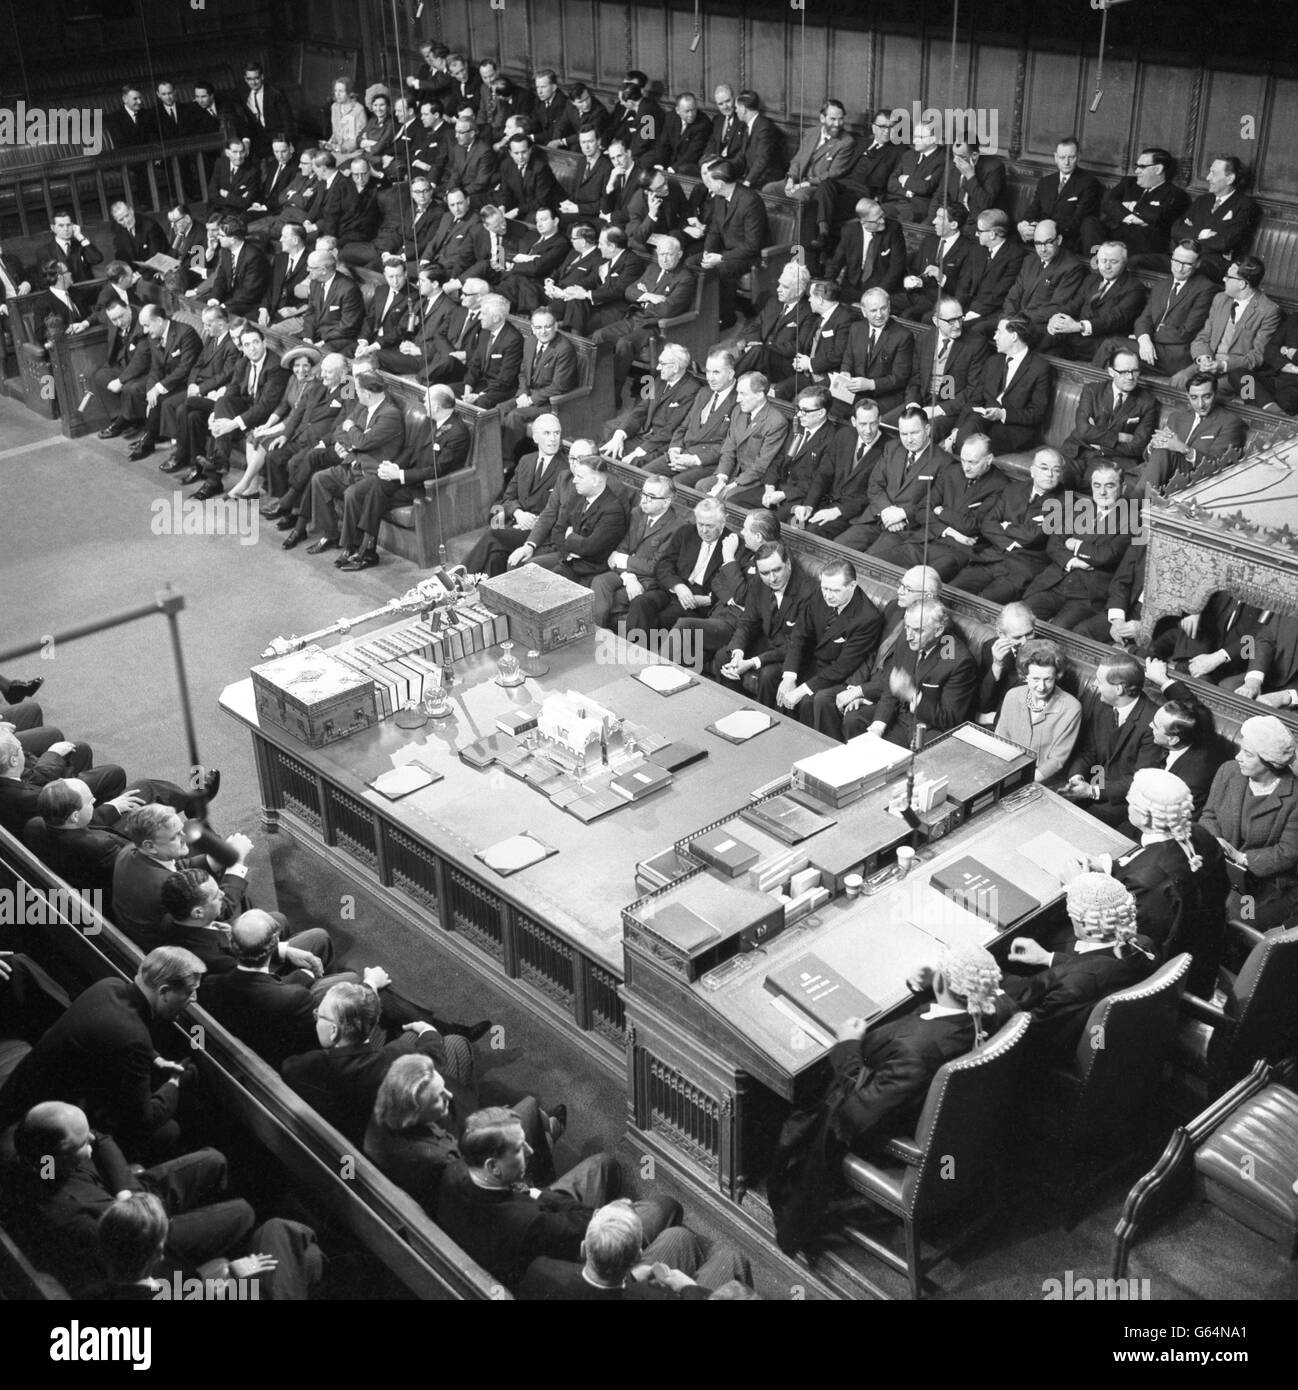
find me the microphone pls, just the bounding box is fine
[184,819,238,868]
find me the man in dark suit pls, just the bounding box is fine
[625,497,734,646]
[687,371,790,503]
[291,374,406,557]
[1169,155,1260,282]
[459,293,524,407]
[334,385,471,572]
[193,326,289,498]
[548,82,611,150]
[263,351,356,524]
[0,238,32,371]
[116,305,202,460]
[829,944,1010,1153]
[356,256,413,360]
[301,248,365,356]
[304,151,347,239]
[830,287,916,418]
[207,216,271,318]
[542,222,602,322]
[424,188,491,285]
[0,948,205,1160]
[826,198,907,303]
[702,85,745,167]
[644,348,738,476]
[1091,147,1191,264]
[692,158,768,328]
[500,306,580,456]
[151,78,188,146]
[881,122,947,223]
[1241,613,1298,709]
[162,305,241,476]
[813,109,902,238]
[1018,137,1104,254]
[1141,695,1230,822]
[90,301,149,432]
[871,432,1010,577]
[592,235,696,398]
[763,386,837,522]
[557,130,613,221]
[887,295,989,436]
[735,261,814,386]
[236,62,296,160]
[249,150,320,236]
[734,89,785,190]
[836,407,950,554]
[946,140,1006,216]
[495,208,570,313]
[837,600,976,745]
[715,539,817,690]
[1142,373,1247,490]
[607,81,662,167]
[805,400,888,541]
[509,449,629,584]
[255,136,299,216]
[590,475,684,630]
[260,222,311,325]
[1058,344,1159,484]
[554,224,643,335]
[658,92,711,174]
[104,85,151,148]
[527,69,572,148]
[961,209,1028,334]
[953,447,1069,602]
[1061,652,1162,826]
[622,168,687,260]
[466,415,567,576]
[891,202,975,321]
[1250,306,1298,415]
[1123,240,1218,377]
[773,559,884,726]
[1023,463,1134,629]
[1044,240,1148,361]
[443,115,499,207]
[336,156,384,254]
[1005,874,1155,1063]
[995,219,1088,334]
[405,100,454,187]
[209,138,263,216]
[445,52,482,111]
[108,201,166,267]
[950,315,1054,456]
[600,341,702,466]
[776,281,856,399]
[496,134,560,221]
[43,211,104,284]
[1148,588,1270,689]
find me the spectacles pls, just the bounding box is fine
[1112,366,1140,376]
[640,489,668,499]
[1223,272,1244,281]
[1171,258,1197,267]
[935,315,964,324]
[1032,239,1057,247]
[1135,161,1157,170]
[796,404,824,414]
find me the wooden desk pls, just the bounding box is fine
[221,624,828,1071]
[621,783,1134,1202]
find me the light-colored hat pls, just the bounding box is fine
[1238,715,1296,769]
[279,344,322,368]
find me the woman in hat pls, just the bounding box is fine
[228,344,321,501]
[1199,714,1298,929]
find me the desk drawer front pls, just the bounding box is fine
[645,1053,722,1175]
[274,749,322,829]
[383,826,441,920]
[515,911,575,1005]
[446,868,505,961]
[325,787,379,869]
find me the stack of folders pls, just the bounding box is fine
[609,760,673,803]
[774,868,830,926]
[690,827,761,877]
[791,733,910,808]
[740,794,837,845]
[747,846,811,893]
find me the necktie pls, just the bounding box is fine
[1113,707,1121,729]
[790,431,805,457]
[688,540,714,587]
[868,329,879,358]
[906,450,917,469]
[702,391,720,423]
[1096,278,1111,302]
[1158,281,1182,329]
[249,361,260,396]
[853,442,866,470]
[931,339,950,396]
[1000,355,1019,399]
[860,232,872,275]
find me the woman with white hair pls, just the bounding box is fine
[1199,714,1298,929]
[1006,872,1157,1062]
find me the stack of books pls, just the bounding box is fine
[791,732,910,808]
[740,794,836,845]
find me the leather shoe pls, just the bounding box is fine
[339,550,380,571]
[179,468,203,485]
[159,456,186,473]
[274,515,296,531]
[281,531,306,550]
[127,439,155,461]
[306,537,337,554]
[4,676,43,702]
[437,1018,492,1043]
[98,419,129,439]
[334,550,359,568]
[191,483,224,501]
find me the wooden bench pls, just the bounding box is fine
[0,828,511,1300]
[669,173,801,305]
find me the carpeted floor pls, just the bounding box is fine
[3,393,1293,1303]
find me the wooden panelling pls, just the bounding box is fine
[1023,51,1083,164]
[1130,64,1196,171]
[1197,71,1269,192]
[1260,77,1298,200]
[1078,55,1141,174]
[500,6,532,74]
[702,13,742,100]
[595,1,630,87]
[828,29,876,125]
[664,5,707,100]
[877,32,926,120]
[560,0,598,84]
[970,44,1019,159]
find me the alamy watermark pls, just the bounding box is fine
[151,492,260,546]
[0,884,102,929]
[888,101,999,154]
[1042,1269,1151,1300]
[0,102,103,157]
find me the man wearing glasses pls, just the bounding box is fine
[995,218,1087,336]
[1092,147,1190,264]
[765,389,837,522]
[1123,239,1216,376]
[887,294,988,437]
[811,110,902,252]
[590,475,683,631]
[1172,254,1281,394]
[1058,345,1158,482]
[961,209,1028,336]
